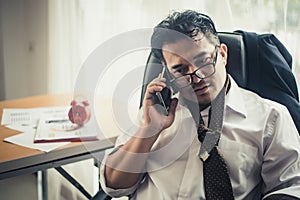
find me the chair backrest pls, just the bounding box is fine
[139,31,300,132]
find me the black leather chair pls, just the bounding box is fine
[92,31,299,200]
[140,31,300,132]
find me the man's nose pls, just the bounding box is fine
[191,73,202,83]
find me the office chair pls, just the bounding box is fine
[92,31,300,200]
[140,31,300,132]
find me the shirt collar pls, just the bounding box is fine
[225,76,247,118]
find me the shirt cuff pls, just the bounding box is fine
[99,148,144,198]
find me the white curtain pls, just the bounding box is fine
[47,0,300,96]
[48,0,82,94]
[47,0,209,95]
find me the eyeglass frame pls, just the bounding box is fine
[166,45,220,88]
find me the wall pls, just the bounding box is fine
[0,1,46,199]
[0,2,5,100]
[0,0,48,100]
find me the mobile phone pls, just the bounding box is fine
[154,67,172,115]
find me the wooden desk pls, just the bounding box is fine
[0,94,117,199]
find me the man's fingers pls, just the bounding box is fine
[144,78,167,99]
[147,78,166,88]
[148,84,165,93]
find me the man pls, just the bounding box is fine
[100,10,300,199]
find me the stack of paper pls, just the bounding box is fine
[34,114,98,143]
[1,106,72,152]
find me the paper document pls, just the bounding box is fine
[34,115,98,143]
[1,106,70,126]
[4,129,70,152]
[1,106,79,151]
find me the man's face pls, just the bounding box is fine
[162,36,228,106]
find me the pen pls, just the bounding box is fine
[45,119,70,123]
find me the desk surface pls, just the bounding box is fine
[0,94,116,179]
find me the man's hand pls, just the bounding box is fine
[142,75,178,136]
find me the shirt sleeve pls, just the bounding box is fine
[99,110,145,198]
[99,148,146,198]
[261,105,300,199]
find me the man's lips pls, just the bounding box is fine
[193,84,210,95]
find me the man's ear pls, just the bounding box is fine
[219,43,228,66]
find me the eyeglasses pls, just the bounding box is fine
[168,46,219,88]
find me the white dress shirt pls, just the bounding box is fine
[100,77,300,200]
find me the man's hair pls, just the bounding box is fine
[151,10,220,62]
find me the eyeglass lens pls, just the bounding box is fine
[171,47,218,88]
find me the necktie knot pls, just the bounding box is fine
[197,124,208,142]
